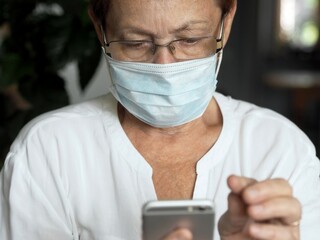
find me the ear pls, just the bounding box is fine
[88,7,105,46]
[222,0,237,47]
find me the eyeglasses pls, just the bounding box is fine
[101,21,224,62]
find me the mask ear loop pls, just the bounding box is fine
[215,16,225,78]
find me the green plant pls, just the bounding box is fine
[0,0,101,168]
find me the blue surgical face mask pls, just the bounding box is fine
[104,54,221,128]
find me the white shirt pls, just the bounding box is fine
[1,93,320,240]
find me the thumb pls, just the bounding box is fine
[162,228,193,240]
[218,193,248,236]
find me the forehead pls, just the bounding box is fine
[108,0,219,11]
[106,0,221,30]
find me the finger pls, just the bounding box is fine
[162,228,193,240]
[242,178,293,205]
[219,193,249,235]
[227,175,257,194]
[228,193,247,220]
[247,197,302,225]
[247,222,300,240]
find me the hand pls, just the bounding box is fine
[218,175,302,240]
[162,228,193,240]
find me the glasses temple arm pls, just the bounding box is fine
[216,14,226,52]
[215,15,226,77]
[100,25,113,57]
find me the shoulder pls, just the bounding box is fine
[10,93,118,153]
[214,92,319,191]
[214,92,316,157]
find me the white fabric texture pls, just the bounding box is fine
[0,92,319,240]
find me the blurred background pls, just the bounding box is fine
[0,0,319,169]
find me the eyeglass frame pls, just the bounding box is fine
[100,17,225,62]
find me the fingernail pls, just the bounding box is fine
[174,235,191,240]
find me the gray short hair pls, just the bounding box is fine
[89,0,233,26]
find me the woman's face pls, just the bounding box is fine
[104,0,224,63]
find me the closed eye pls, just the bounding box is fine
[178,38,203,46]
[122,41,151,49]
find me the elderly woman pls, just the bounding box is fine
[0,0,319,239]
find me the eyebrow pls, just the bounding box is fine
[170,20,210,34]
[117,20,211,38]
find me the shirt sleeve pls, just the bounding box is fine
[0,149,77,240]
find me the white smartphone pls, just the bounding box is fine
[142,199,215,240]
